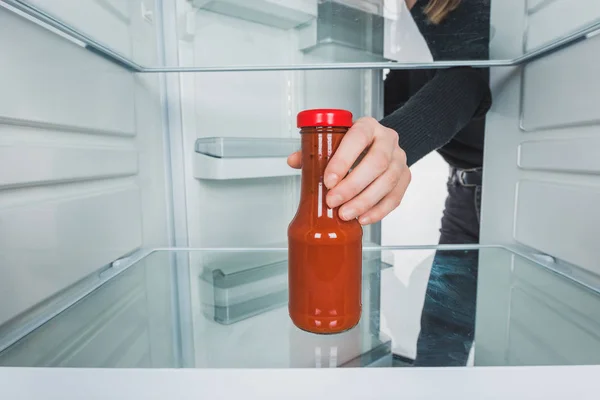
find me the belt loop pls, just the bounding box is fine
[448,166,457,185]
[453,168,481,187]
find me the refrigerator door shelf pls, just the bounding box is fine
[193,137,301,180]
[298,0,387,63]
[189,0,318,30]
[193,152,300,180]
[194,137,300,159]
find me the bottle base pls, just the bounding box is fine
[289,312,361,335]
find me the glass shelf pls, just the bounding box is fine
[2,0,599,72]
[1,245,599,369]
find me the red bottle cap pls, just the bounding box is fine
[297,109,353,128]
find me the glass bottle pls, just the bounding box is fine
[288,109,363,335]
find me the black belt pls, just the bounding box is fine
[450,167,482,187]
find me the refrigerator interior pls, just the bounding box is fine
[1,0,600,369]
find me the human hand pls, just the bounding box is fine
[287,117,411,225]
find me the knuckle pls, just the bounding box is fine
[373,159,389,175]
[357,116,377,125]
[328,164,345,177]
[395,147,407,165]
[328,155,351,173]
[357,130,373,148]
[371,150,392,171]
[355,200,372,216]
[329,188,344,201]
[385,170,401,188]
[383,148,394,164]
[346,130,370,151]
[333,182,357,204]
[344,181,363,199]
[347,196,372,217]
[384,127,399,140]
[389,156,403,173]
[370,209,385,223]
[352,118,377,143]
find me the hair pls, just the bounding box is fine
[423,0,461,24]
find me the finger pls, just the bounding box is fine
[327,138,396,209]
[337,161,404,221]
[287,151,302,169]
[323,117,377,189]
[357,168,411,225]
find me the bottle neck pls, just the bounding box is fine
[298,127,347,219]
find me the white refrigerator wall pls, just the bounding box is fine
[174,0,382,249]
[476,0,600,366]
[481,0,600,273]
[0,2,176,365]
[178,9,301,249]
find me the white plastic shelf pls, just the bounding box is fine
[190,0,318,30]
[195,137,300,158]
[193,137,300,180]
[193,153,300,180]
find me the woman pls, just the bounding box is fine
[402,0,491,367]
[287,0,491,366]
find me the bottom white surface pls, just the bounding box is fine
[0,365,597,400]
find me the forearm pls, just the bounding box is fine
[380,67,492,167]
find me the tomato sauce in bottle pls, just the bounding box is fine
[288,109,363,335]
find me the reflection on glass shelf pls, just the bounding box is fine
[2,0,599,71]
[1,245,600,369]
[198,240,388,325]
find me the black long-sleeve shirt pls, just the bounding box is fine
[380,0,492,169]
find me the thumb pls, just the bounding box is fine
[287,151,302,169]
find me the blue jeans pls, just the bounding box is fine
[413,168,482,367]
